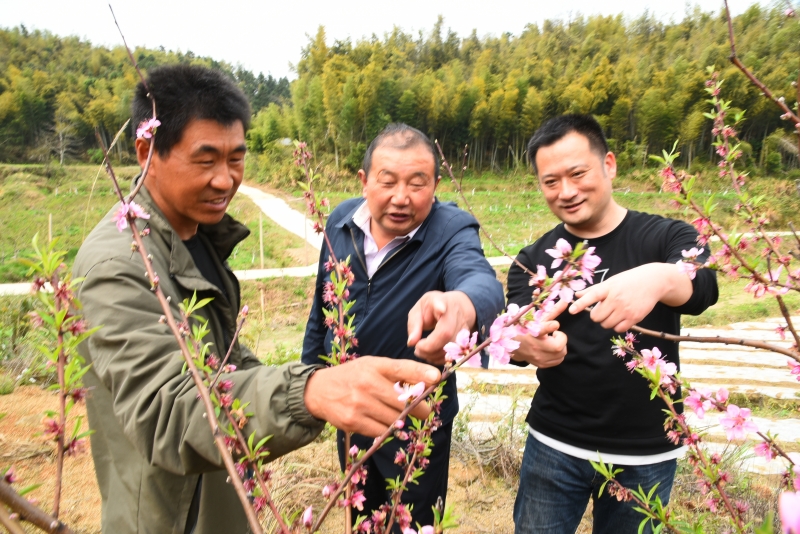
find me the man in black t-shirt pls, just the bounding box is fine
[508,115,718,534]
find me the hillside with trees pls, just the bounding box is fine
[0,25,290,163]
[2,5,800,173]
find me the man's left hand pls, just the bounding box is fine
[569,263,693,332]
[407,290,477,365]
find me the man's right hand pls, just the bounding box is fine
[510,298,569,368]
[303,356,441,437]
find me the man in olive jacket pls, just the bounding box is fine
[74,65,440,534]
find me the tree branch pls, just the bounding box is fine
[0,480,72,534]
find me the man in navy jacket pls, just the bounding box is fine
[302,123,504,527]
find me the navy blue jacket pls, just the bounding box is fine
[301,197,505,424]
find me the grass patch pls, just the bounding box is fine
[0,164,308,282]
[238,277,314,364]
[284,169,800,258]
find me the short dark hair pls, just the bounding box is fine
[362,123,440,180]
[131,64,251,157]
[527,114,609,174]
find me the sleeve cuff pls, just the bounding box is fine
[286,362,326,427]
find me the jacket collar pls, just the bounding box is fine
[337,198,439,245]
[131,180,251,280]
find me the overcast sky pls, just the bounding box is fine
[1,0,768,80]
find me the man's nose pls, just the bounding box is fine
[391,183,410,205]
[558,178,577,199]
[210,163,235,191]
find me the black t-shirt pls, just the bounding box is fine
[183,235,229,301]
[507,210,718,455]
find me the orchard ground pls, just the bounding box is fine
[1,164,799,531]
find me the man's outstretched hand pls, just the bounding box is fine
[303,356,441,437]
[569,263,693,332]
[407,290,477,365]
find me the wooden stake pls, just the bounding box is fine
[259,212,264,270]
[259,286,266,324]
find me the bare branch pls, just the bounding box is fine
[631,324,800,362]
[0,480,73,534]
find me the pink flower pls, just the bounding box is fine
[685,389,713,419]
[790,360,800,381]
[786,7,796,17]
[322,484,337,498]
[3,467,17,484]
[660,166,682,193]
[403,528,435,534]
[719,404,758,441]
[394,381,426,402]
[350,490,366,511]
[136,117,161,139]
[715,387,729,404]
[253,496,267,513]
[682,247,704,261]
[443,329,479,365]
[349,445,359,458]
[302,506,313,528]
[545,238,573,269]
[780,491,800,533]
[692,217,711,235]
[551,267,586,302]
[529,264,548,288]
[112,201,150,232]
[753,442,775,461]
[487,313,521,365]
[579,247,602,283]
[640,347,676,387]
[676,260,698,280]
[351,466,368,485]
[778,325,788,340]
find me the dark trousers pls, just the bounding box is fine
[514,433,678,534]
[337,421,453,528]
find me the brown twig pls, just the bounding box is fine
[209,316,246,391]
[127,219,264,533]
[220,401,289,533]
[52,280,65,520]
[107,4,156,203]
[313,289,549,530]
[0,503,26,534]
[630,324,800,362]
[435,141,534,276]
[724,0,800,123]
[655,386,746,531]
[0,480,72,534]
[384,433,424,533]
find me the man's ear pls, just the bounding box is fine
[604,151,617,180]
[358,169,368,198]
[135,138,154,170]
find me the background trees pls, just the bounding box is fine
[2,5,800,172]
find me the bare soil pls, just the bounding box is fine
[0,386,524,534]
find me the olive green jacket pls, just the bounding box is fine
[74,186,324,534]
